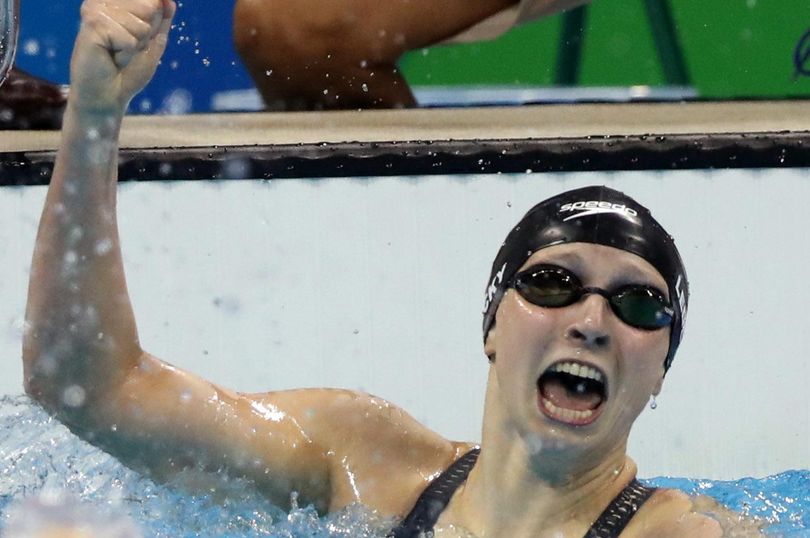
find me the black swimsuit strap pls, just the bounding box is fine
[584,479,658,538]
[388,448,480,538]
[389,448,656,538]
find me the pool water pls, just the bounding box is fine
[1,396,807,537]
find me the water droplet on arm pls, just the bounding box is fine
[62,385,86,408]
[91,239,111,258]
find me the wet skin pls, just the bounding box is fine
[430,244,755,536]
[22,0,757,535]
[429,243,672,537]
[483,243,669,472]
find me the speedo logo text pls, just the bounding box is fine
[559,201,639,221]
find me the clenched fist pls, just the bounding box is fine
[70,0,175,114]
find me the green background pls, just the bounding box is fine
[399,0,810,99]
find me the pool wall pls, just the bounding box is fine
[2,167,808,480]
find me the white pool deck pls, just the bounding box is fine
[2,100,808,153]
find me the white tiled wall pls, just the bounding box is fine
[3,168,808,479]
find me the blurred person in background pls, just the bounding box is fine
[232,0,589,109]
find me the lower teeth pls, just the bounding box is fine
[543,398,593,421]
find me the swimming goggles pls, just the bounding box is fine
[509,264,674,330]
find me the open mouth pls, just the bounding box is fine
[537,361,608,426]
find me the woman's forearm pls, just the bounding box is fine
[23,103,142,415]
[22,0,175,417]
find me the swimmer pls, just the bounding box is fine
[232,0,589,110]
[23,0,762,536]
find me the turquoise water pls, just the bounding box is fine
[1,395,807,536]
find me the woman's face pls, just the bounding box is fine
[484,242,670,460]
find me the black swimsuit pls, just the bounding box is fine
[389,448,656,538]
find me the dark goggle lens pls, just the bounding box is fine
[514,268,579,307]
[610,287,673,329]
[513,266,672,330]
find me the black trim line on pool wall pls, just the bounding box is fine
[0,132,808,187]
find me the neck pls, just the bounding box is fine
[455,445,634,537]
[446,377,637,537]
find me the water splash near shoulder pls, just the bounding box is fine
[647,473,810,536]
[0,395,391,537]
[1,395,805,536]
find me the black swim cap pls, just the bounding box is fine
[482,186,688,371]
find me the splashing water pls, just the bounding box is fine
[0,396,390,537]
[0,396,806,536]
[647,474,810,536]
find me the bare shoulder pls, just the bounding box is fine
[251,387,453,452]
[625,488,765,537]
[258,387,468,469]
[255,388,468,513]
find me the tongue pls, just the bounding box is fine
[540,377,602,411]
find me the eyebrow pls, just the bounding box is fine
[543,250,581,265]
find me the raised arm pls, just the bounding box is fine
[23,0,173,428]
[20,0,338,509]
[22,0,459,514]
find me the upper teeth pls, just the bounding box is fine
[551,362,603,382]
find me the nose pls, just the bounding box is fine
[565,294,611,348]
